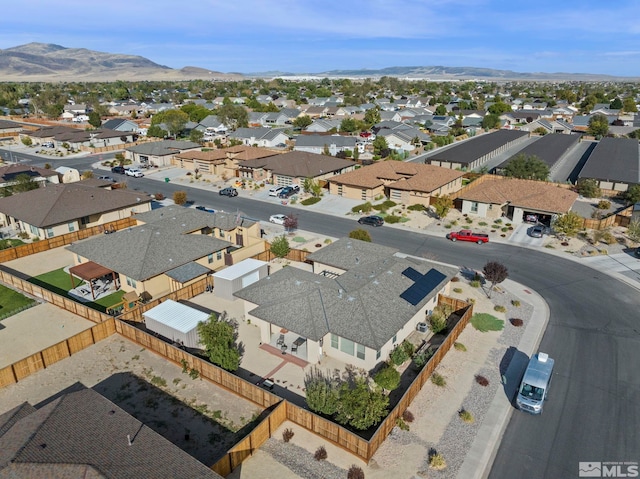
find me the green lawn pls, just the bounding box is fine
[0,238,25,250]
[86,290,127,312]
[0,283,36,320]
[470,313,505,333]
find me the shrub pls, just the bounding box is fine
[173,190,187,205]
[382,200,397,209]
[396,417,410,430]
[270,235,291,258]
[428,312,447,334]
[154,192,165,201]
[470,280,481,288]
[494,218,502,224]
[511,300,521,307]
[478,221,488,226]
[431,373,446,387]
[453,287,463,293]
[413,349,433,369]
[351,202,372,214]
[384,215,402,224]
[374,364,401,391]
[402,410,415,423]
[301,196,321,206]
[450,276,460,282]
[510,318,524,327]
[282,428,294,443]
[459,409,474,423]
[348,465,365,479]
[471,313,504,332]
[407,203,427,211]
[390,345,410,365]
[429,452,447,470]
[349,228,372,242]
[465,217,473,224]
[453,342,467,352]
[402,340,415,358]
[501,227,509,232]
[475,375,489,386]
[314,446,327,461]
[494,305,507,313]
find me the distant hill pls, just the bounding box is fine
[0,43,243,81]
[249,65,638,81]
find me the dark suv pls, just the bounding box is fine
[111,165,126,174]
[278,185,300,199]
[219,187,238,197]
[358,215,384,226]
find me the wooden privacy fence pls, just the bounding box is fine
[212,401,288,476]
[251,244,310,263]
[0,318,116,389]
[0,217,137,263]
[0,270,113,324]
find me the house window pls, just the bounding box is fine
[356,344,365,360]
[208,254,213,264]
[46,228,54,238]
[376,350,381,360]
[126,277,137,288]
[337,185,343,196]
[361,189,367,200]
[80,216,90,225]
[471,202,478,213]
[29,224,39,235]
[392,334,397,344]
[340,338,355,356]
[217,251,222,260]
[331,334,338,349]
[68,223,75,232]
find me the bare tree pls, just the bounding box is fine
[482,261,508,298]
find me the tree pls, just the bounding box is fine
[292,115,312,129]
[576,178,601,198]
[622,184,640,205]
[372,136,388,156]
[610,98,623,110]
[81,170,94,179]
[283,215,298,233]
[373,364,400,392]
[11,174,39,194]
[622,97,638,113]
[162,109,189,139]
[270,235,290,258]
[363,107,380,126]
[434,104,447,116]
[552,211,584,238]
[147,125,167,139]
[302,177,322,197]
[304,368,339,415]
[334,377,389,430]
[432,195,454,219]
[481,113,501,129]
[216,103,248,130]
[587,114,609,138]
[197,312,241,371]
[482,261,509,298]
[627,219,640,244]
[488,101,512,115]
[173,190,187,205]
[189,129,204,144]
[340,118,357,133]
[503,154,550,181]
[88,111,102,128]
[21,136,32,146]
[349,228,372,242]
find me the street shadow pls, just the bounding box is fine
[500,346,529,406]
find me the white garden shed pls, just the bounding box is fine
[143,299,209,349]
[213,258,269,301]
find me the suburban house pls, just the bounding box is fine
[228,127,289,148]
[0,388,223,479]
[125,140,201,167]
[67,206,264,299]
[173,145,281,177]
[329,161,465,204]
[237,151,356,185]
[457,176,579,224]
[578,137,640,192]
[293,134,358,156]
[376,126,430,151]
[493,133,581,175]
[0,183,152,239]
[0,163,60,190]
[0,119,24,136]
[101,118,139,132]
[304,119,342,133]
[234,238,457,369]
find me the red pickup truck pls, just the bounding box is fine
[446,230,489,244]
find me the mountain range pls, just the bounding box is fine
[0,43,636,82]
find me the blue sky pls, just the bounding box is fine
[2,0,640,76]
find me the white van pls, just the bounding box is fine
[516,352,554,414]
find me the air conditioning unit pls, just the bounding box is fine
[416,322,428,333]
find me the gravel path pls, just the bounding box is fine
[260,438,347,479]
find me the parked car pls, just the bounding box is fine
[111,166,126,174]
[358,215,384,227]
[125,168,144,178]
[268,186,284,197]
[278,185,300,199]
[219,187,238,197]
[446,230,489,244]
[41,142,54,148]
[524,214,539,223]
[529,225,546,238]
[269,214,288,225]
[97,176,116,183]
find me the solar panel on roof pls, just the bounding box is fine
[400,268,447,306]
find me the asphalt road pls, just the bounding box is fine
[4,148,639,476]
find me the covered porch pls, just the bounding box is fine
[69,261,119,300]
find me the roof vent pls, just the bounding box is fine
[538,352,549,362]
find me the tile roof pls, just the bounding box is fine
[238,151,354,178]
[0,183,152,228]
[0,389,222,479]
[235,249,456,350]
[330,160,464,192]
[458,177,578,213]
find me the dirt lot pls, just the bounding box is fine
[0,334,263,466]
